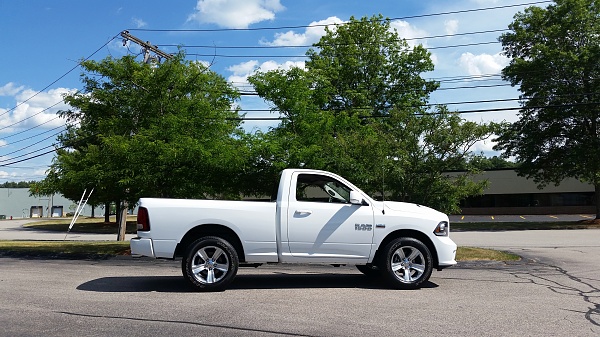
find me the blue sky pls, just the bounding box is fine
[0,0,551,183]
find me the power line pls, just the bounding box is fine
[0,129,65,157]
[127,1,551,33]
[0,33,120,119]
[0,144,58,164]
[0,100,65,133]
[155,29,508,49]
[184,40,501,58]
[229,101,600,121]
[0,116,62,142]
[0,125,65,148]
[0,147,59,168]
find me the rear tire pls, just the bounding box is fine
[182,236,239,292]
[379,237,432,290]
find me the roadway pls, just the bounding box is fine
[0,218,598,336]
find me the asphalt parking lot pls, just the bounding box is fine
[0,218,599,336]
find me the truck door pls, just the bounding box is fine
[285,173,375,262]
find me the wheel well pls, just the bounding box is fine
[176,224,245,262]
[373,229,439,268]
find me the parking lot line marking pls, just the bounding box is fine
[580,215,592,218]
[491,216,495,220]
[520,216,526,219]
[549,215,558,219]
[461,216,464,220]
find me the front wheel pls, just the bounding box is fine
[380,237,433,290]
[182,236,239,291]
[356,265,381,278]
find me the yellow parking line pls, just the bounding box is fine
[580,215,592,218]
[491,216,495,220]
[549,215,558,219]
[461,216,465,220]
[520,216,526,220]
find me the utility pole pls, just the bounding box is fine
[115,32,172,240]
[120,30,173,64]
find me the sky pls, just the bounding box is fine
[0,0,553,183]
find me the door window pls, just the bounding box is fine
[296,174,351,204]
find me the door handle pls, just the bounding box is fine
[295,210,312,215]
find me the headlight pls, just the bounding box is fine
[434,221,449,237]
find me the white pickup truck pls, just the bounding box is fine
[131,169,457,291]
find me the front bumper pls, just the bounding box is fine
[435,236,458,269]
[130,237,155,257]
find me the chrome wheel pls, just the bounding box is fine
[191,245,230,284]
[391,246,426,283]
[380,237,432,289]
[182,236,239,291]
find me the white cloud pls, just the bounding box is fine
[445,20,459,36]
[227,60,305,88]
[188,0,285,29]
[262,17,345,46]
[0,140,7,147]
[0,83,25,96]
[132,17,147,28]
[470,136,506,157]
[390,20,429,48]
[458,52,509,75]
[0,87,72,132]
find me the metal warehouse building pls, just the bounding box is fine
[456,169,595,215]
[0,188,99,219]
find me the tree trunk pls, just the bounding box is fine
[115,202,121,224]
[104,202,110,223]
[117,201,128,241]
[90,206,95,218]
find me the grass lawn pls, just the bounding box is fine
[0,240,130,258]
[23,216,138,234]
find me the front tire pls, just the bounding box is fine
[182,236,239,291]
[356,265,381,278]
[380,237,433,290]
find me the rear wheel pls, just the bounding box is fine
[182,236,239,291]
[380,237,433,289]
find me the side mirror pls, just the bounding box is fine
[349,191,363,205]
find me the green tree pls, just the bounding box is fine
[496,0,600,219]
[1,181,36,188]
[36,53,247,223]
[249,15,497,213]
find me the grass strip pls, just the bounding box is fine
[0,240,130,258]
[457,246,520,261]
[0,241,515,261]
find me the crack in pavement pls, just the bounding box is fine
[509,262,600,332]
[56,311,319,337]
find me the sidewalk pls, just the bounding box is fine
[0,219,135,241]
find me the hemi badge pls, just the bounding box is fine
[375,224,386,229]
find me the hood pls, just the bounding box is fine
[383,201,445,218]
